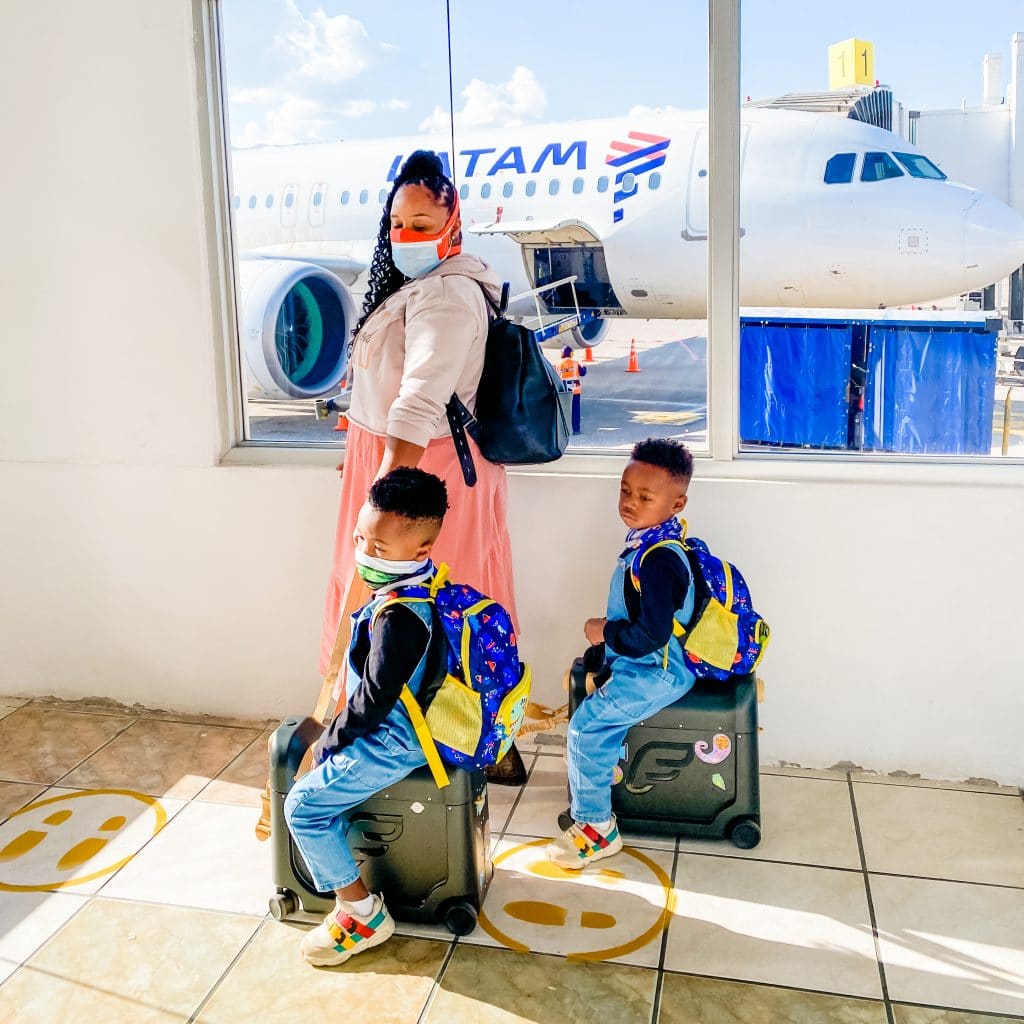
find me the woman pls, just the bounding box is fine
[320,149,519,677]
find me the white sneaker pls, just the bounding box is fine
[299,894,395,967]
[545,817,623,870]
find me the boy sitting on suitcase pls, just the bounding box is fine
[547,438,697,869]
[285,468,448,966]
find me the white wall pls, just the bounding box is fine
[2,2,1023,785]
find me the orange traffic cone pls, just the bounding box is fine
[625,339,641,373]
[583,347,594,363]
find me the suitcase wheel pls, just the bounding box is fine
[269,891,299,921]
[440,898,478,936]
[728,817,761,850]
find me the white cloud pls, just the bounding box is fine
[230,91,410,147]
[419,66,546,133]
[232,94,333,147]
[280,1,391,85]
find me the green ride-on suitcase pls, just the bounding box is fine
[567,657,762,848]
[267,715,493,936]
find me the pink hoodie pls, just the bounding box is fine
[347,253,503,448]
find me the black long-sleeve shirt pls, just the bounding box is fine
[313,603,444,763]
[602,546,691,659]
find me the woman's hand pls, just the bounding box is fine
[584,617,607,646]
[375,435,426,481]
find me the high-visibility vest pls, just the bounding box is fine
[558,357,582,394]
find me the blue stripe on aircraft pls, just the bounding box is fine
[614,155,667,183]
[606,139,671,168]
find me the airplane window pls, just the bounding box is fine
[359,190,369,204]
[265,194,274,208]
[340,191,350,205]
[893,152,947,181]
[378,188,387,204]
[621,172,636,192]
[597,176,609,193]
[481,183,492,199]
[547,179,559,196]
[459,184,469,200]
[525,180,537,196]
[572,177,584,194]
[824,153,856,184]
[248,195,257,209]
[312,191,322,207]
[233,195,240,210]
[502,181,513,198]
[284,193,295,209]
[861,152,904,182]
[648,172,662,190]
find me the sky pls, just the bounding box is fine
[219,0,1023,148]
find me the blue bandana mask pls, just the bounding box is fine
[623,516,683,553]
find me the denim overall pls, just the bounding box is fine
[568,542,697,824]
[285,589,432,892]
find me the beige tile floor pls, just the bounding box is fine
[0,697,1022,1023]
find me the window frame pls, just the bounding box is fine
[205,0,1024,474]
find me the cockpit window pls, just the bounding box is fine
[893,152,947,181]
[824,153,856,184]
[861,152,904,182]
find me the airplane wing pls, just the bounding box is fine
[243,244,369,286]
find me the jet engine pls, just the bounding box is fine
[237,257,356,399]
[569,316,610,350]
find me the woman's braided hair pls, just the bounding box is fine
[352,150,459,340]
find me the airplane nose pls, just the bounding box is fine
[963,193,1024,286]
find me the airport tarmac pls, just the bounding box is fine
[245,319,1024,457]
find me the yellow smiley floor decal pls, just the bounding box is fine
[478,837,677,964]
[0,789,169,892]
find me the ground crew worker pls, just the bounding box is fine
[559,346,587,434]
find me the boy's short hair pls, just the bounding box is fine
[630,437,694,481]
[368,468,449,526]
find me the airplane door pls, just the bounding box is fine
[308,181,328,228]
[684,129,709,239]
[281,184,299,228]
[682,127,749,241]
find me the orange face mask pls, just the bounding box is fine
[389,197,462,278]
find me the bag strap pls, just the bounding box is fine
[371,585,452,790]
[442,280,509,488]
[445,395,478,488]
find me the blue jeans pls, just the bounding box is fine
[568,656,695,824]
[284,722,427,892]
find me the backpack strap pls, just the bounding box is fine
[444,282,509,488]
[630,539,693,670]
[371,592,451,790]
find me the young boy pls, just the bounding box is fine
[547,438,696,869]
[285,468,449,966]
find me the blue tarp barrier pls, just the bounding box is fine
[739,315,997,454]
[862,325,996,455]
[739,322,853,447]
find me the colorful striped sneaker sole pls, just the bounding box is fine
[546,819,623,870]
[301,903,395,967]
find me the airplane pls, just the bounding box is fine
[229,108,1024,400]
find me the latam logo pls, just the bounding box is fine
[386,141,587,182]
[606,131,671,223]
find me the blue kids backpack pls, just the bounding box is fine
[632,520,770,682]
[372,564,531,788]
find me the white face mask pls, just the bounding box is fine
[353,549,430,590]
[390,238,446,279]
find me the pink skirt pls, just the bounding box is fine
[318,423,520,674]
